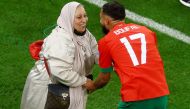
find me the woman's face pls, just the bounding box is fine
[73,5,88,33]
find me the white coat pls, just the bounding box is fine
[20,1,98,109]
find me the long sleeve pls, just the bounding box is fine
[48,56,87,87]
[43,29,87,87]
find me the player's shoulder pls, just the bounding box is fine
[98,34,112,49]
[133,23,154,33]
[98,36,106,45]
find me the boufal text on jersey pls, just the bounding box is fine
[114,25,139,35]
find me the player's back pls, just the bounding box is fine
[105,23,161,69]
[103,22,169,101]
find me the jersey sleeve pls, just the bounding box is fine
[98,38,113,73]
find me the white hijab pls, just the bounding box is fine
[57,2,87,76]
[57,1,80,37]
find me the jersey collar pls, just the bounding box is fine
[113,21,125,28]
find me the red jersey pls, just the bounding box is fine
[98,22,169,102]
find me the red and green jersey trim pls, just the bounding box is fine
[100,66,113,73]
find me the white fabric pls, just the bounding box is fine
[20,1,98,109]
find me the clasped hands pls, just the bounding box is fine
[83,79,96,93]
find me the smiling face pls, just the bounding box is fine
[73,5,88,33]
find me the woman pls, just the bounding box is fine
[20,1,98,109]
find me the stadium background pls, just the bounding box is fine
[0,0,189,109]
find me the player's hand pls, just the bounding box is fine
[83,79,96,92]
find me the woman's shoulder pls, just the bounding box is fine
[42,28,75,57]
[85,29,97,42]
[43,28,75,53]
[86,30,93,37]
[46,28,74,45]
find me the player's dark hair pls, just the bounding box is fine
[102,1,126,20]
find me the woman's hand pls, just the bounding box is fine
[83,79,96,93]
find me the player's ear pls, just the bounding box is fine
[106,16,114,26]
[104,19,109,25]
[105,16,111,25]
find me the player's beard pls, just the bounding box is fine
[101,25,109,35]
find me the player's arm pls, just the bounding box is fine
[94,38,113,90]
[94,72,111,89]
[84,72,111,93]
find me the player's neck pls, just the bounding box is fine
[109,20,125,30]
